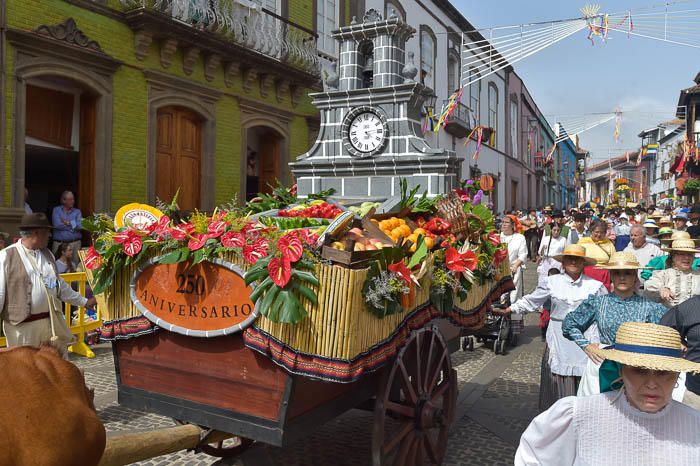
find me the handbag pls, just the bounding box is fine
[23,249,76,348]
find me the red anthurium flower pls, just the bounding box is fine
[297,229,319,246]
[486,231,501,246]
[494,248,508,266]
[277,232,304,262]
[445,248,478,272]
[122,233,142,257]
[207,220,228,238]
[243,238,269,265]
[170,223,194,241]
[388,261,412,285]
[187,233,209,251]
[84,246,103,270]
[221,231,245,248]
[268,256,292,287]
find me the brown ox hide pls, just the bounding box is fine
[0,345,106,466]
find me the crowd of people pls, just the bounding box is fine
[499,203,700,463]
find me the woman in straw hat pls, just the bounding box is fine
[645,234,700,308]
[502,244,607,410]
[515,323,700,465]
[577,220,616,290]
[563,252,667,396]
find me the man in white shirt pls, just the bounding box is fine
[623,224,664,284]
[0,213,96,354]
[500,215,528,303]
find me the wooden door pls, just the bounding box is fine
[78,94,96,216]
[156,107,202,210]
[258,131,280,194]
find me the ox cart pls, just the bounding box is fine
[85,198,512,465]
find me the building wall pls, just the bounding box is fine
[1,0,319,219]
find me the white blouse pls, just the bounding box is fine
[501,232,528,267]
[538,235,567,258]
[645,268,700,308]
[516,392,700,466]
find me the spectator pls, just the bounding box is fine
[24,187,32,214]
[623,224,664,285]
[674,212,689,233]
[643,219,661,245]
[54,243,78,274]
[568,213,589,245]
[614,213,631,251]
[646,235,700,308]
[51,191,82,265]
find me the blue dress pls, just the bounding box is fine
[562,293,667,349]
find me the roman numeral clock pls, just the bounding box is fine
[290,9,460,201]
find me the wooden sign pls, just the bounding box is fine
[130,258,257,337]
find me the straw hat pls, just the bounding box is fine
[642,220,659,229]
[660,230,700,245]
[648,210,664,220]
[598,252,649,270]
[662,237,700,253]
[658,216,673,227]
[552,244,597,266]
[590,322,700,373]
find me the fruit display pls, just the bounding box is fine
[277,201,343,219]
[330,227,392,252]
[348,201,381,217]
[258,216,329,230]
[375,217,436,252]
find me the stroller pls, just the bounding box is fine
[462,299,521,355]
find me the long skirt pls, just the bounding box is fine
[539,345,580,412]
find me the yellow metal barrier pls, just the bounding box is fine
[0,271,102,358]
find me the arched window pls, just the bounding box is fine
[488,83,498,146]
[420,26,436,91]
[447,51,460,94]
[385,0,406,20]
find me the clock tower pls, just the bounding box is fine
[290,9,461,200]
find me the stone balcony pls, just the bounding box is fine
[120,0,321,101]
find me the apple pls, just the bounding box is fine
[331,241,346,251]
[354,242,366,252]
[349,227,365,237]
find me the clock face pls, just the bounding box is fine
[348,112,386,154]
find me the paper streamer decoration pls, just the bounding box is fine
[435,88,463,132]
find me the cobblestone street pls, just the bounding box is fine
[75,266,542,465]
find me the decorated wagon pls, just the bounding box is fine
[84,182,513,465]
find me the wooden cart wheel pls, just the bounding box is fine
[199,437,254,458]
[372,326,457,466]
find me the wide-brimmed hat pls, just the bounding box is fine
[553,244,597,266]
[642,220,659,229]
[648,210,664,219]
[598,252,649,270]
[662,237,700,253]
[657,227,673,237]
[660,230,700,245]
[658,216,673,227]
[591,322,700,373]
[19,212,52,230]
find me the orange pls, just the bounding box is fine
[424,237,435,249]
[413,228,426,236]
[389,233,400,243]
[379,220,389,230]
[400,224,411,236]
[392,227,403,238]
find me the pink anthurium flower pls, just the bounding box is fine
[445,248,477,272]
[221,231,245,248]
[84,246,103,270]
[388,261,412,286]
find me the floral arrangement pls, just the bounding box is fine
[82,196,322,324]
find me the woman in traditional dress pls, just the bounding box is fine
[500,215,528,303]
[515,322,700,466]
[562,252,667,396]
[577,220,616,290]
[502,245,607,410]
[536,222,565,283]
[645,236,700,308]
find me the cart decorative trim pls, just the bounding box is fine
[130,257,258,338]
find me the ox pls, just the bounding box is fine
[0,345,105,466]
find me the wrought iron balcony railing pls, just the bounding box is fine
[441,100,471,139]
[120,0,320,74]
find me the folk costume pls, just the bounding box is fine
[516,323,700,466]
[536,233,566,282]
[563,253,667,396]
[510,245,606,410]
[577,236,615,290]
[501,230,528,303]
[645,237,700,308]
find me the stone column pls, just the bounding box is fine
[372,34,403,88]
[338,40,362,91]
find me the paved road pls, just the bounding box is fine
[74,265,542,465]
